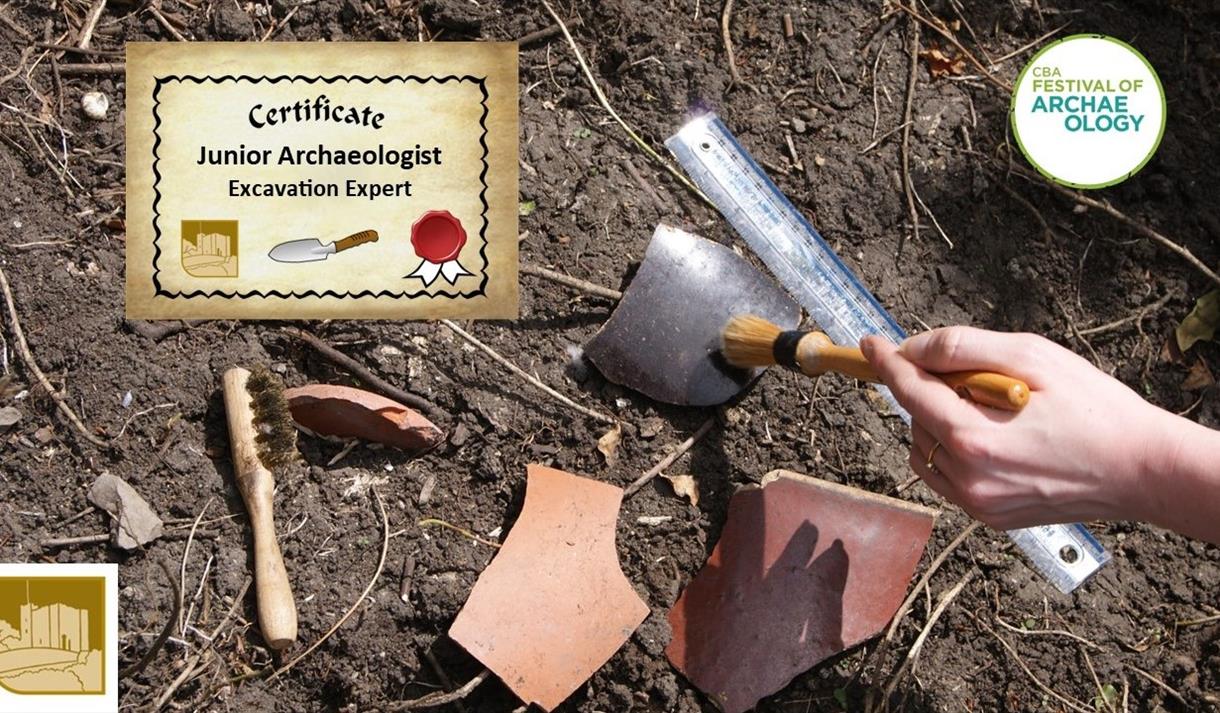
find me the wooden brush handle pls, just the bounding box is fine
[333,229,379,252]
[794,333,1030,412]
[222,367,298,650]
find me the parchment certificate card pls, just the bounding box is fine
[126,42,517,319]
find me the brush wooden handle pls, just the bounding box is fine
[333,229,379,252]
[794,334,1030,412]
[222,367,298,650]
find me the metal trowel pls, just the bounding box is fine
[584,224,799,406]
[268,229,379,263]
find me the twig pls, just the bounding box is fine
[885,521,981,642]
[910,181,953,248]
[975,614,1093,713]
[860,120,912,155]
[423,648,469,713]
[894,2,1011,93]
[35,41,122,57]
[994,614,1101,650]
[1009,165,1220,289]
[178,499,212,635]
[41,530,219,548]
[988,22,1071,68]
[148,4,188,42]
[388,669,490,711]
[121,559,181,678]
[439,319,615,423]
[77,0,107,49]
[897,14,920,258]
[40,533,108,547]
[720,0,745,88]
[1,266,109,447]
[520,263,623,301]
[515,16,581,45]
[1075,292,1174,338]
[880,570,973,707]
[282,326,441,416]
[269,488,391,681]
[0,6,34,40]
[417,517,502,549]
[540,0,712,207]
[152,578,250,710]
[997,181,1053,242]
[1126,665,1188,706]
[624,416,716,497]
[55,62,124,75]
[620,157,669,214]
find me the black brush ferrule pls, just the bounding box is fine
[772,330,805,369]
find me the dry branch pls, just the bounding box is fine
[439,319,615,423]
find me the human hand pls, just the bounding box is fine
[859,327,1174,530]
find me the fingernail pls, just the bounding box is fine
[859,337,876,360]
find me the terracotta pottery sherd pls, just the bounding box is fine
[666,470,936,713]
[449,464,649,711]
[283,384,443,450]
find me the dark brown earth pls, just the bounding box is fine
[1,0,1219,711]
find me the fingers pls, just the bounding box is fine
[910,422,958,498]
[898,326,1054,389]
[861,336,976,436]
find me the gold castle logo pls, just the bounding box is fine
[0,564,115,713]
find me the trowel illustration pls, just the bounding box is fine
[268,230,379,263]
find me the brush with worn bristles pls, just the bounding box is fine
[721,315,1030,412]
[223,365,299,650]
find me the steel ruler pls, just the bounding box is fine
[667,113,1109,593]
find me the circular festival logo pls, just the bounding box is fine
[1011,34,1166,189]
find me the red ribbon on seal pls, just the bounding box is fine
[406,210,473,286]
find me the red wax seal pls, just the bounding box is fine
[411,210,466,263]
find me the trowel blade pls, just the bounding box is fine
[584,225,800,406]
[268,238,335,263]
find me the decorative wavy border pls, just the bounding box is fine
[151,75,490,300]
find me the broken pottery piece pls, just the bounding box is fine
[87,473,164,550]
[667,470,936,713]
[449,464,648,711]
[284,384,443,450]
[584,224,799,406]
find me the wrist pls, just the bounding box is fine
[1128,407,1215,530]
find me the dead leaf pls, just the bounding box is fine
[662,474,699,507]
[87,473,164,550]
[1176,289,1220,352]
[919,45,965,79]
[597,423,622,466]
[1182,358,1215,391]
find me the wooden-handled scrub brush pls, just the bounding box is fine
[222,365,299,650]
[721,315,1030,412]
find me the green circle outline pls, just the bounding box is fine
[1009,33,1167,190]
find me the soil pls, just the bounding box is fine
[1,0,1219,711]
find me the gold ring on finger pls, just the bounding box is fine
[926,441,942,471]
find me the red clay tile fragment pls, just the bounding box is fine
[283,384,443,450]
[449,464,648,711]
[667,470,936,713]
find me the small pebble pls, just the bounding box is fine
[791,117,807,134]
[121,391,133,408]
[81,91,109,120]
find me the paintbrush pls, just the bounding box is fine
[222,365,299,650]
[721,315,1030,412]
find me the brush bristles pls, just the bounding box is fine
[246,365,298,472]
[721,314,784,368]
